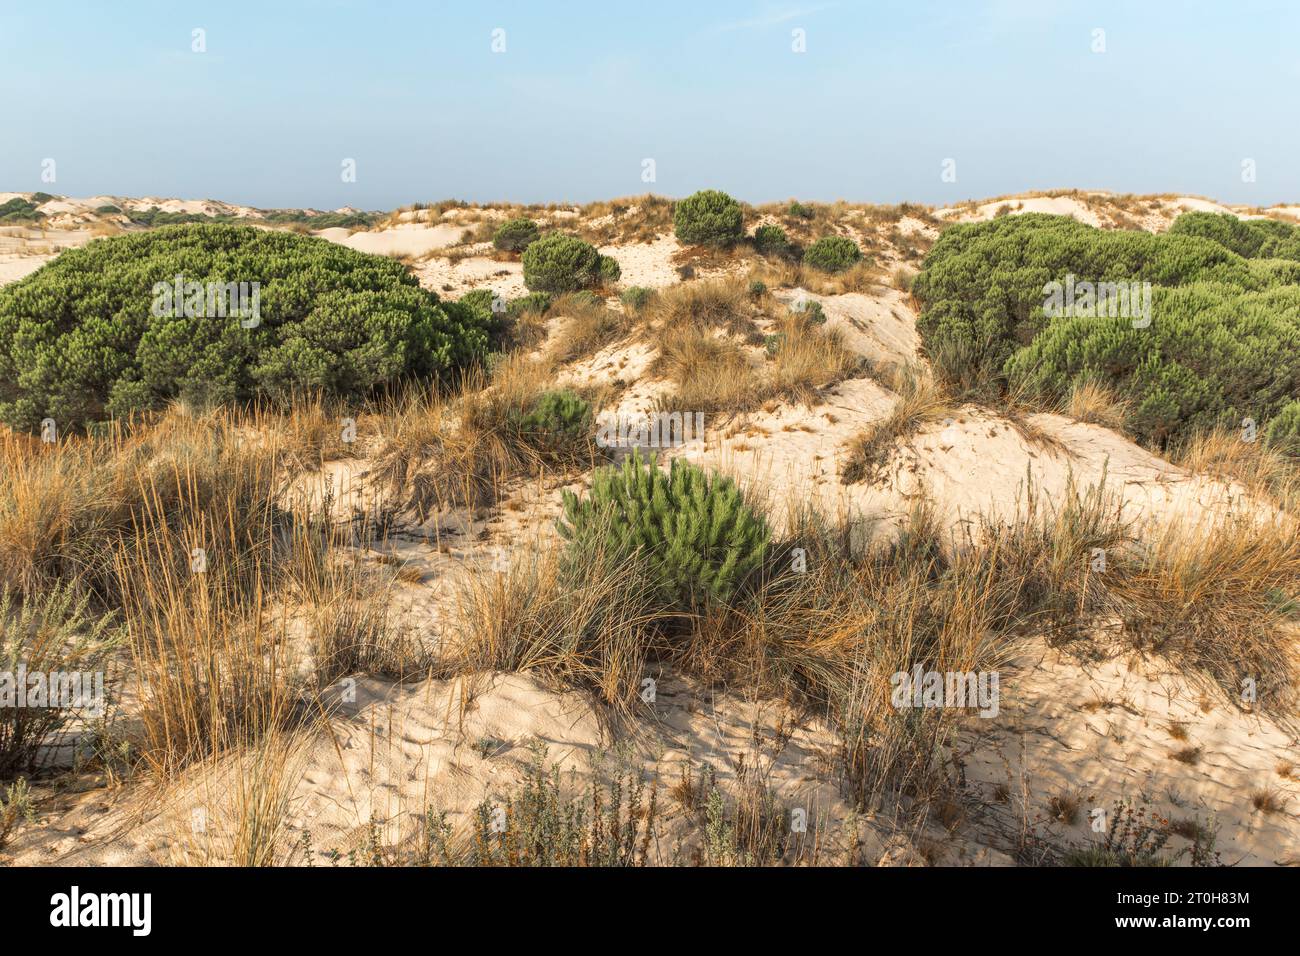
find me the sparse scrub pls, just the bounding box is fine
[0,583,120,779]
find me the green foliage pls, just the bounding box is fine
[492,217,540,252]
[0,199,43,224]
[521,233,604,292]
[558,451,770,607]
[598,254,622,285]
[748,280,768,297]
[95,204,121,214]
[803,235,862,273]
[446,288,510,347]
[620,286,654,311]
[121,207,383,230]
[1169,212,1300,262]
[753,224,788,252]
[508,292,553,318]
[912,213,1300,446]
[673,190,744,247]
[30,192,56,204]
[511,389,592,446]
[0,224,491,430]
[1265,399,1300,458]
[787,200,815,219]
[1005,283,1300,445]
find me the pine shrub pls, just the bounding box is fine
[522,233,604,293]
[558,451,770,607]
[754,224,788,253]
[0,224,490,431]
[673,190,744,247]
[803,235,862,273]
[1265,399,1300,458]
[511,389,592,447]
[493,217,540,252]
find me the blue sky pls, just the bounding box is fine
[2,0,1297,209]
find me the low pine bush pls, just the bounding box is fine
[1265,400,1300,458]
[599,254,622,285]
[620,286,654,311]
[510,389,593,450]
[753,224,788,253]
[522,233,606,293]
[913,213,1300,446]
[493,217,540,252]
[0,224,491,430]
[558,451,770,607]
[673,190,744,247]
[803,235,862,273]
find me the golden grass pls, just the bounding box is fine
[841,363,950,484]
[647,279,860,415]
[549,293,631,362]
[1173,426,1300,513]
[1059,380,1131,431]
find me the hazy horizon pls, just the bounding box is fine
[4,0,1298,209]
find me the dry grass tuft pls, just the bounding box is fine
[1173,426,1300,514]
[841,363,950,484]
[1060,380,1131,431]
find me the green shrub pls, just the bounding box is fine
[493,217,540,252]
[1169,212,1300,262]
[1005,283,1300,445]
[1265,399,1300,458]
[914,213,1300,447]
[914,214,1261,392]
[0,224,491,430]
[558,451,770,607]
[748,280,767,297]
[0,199,43,224]
[753,224,788,252]
[456,288,502,320]
[522,233,604,293]
[673,190,744,247]
[599,254,622,285]
[787,201,815,219]
[446,288,511,347]
[511,389,592,447]
[508,292,553,318]
[620,286,654,311]
[803,235,862,273]
[95,204,121,215]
